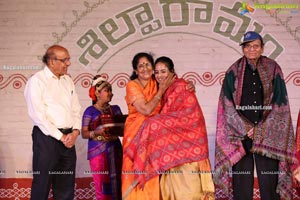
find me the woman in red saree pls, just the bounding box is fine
[125,56,215,200]
[122,53,174,199]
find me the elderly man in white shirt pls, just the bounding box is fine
[24,45,81,200]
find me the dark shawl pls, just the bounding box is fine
[214,56,297,200]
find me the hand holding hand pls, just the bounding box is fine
[61,130,79,148]
[186,81,196,92]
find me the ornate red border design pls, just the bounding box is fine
[0,71,299,90]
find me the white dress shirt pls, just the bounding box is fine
[24,66,81,140]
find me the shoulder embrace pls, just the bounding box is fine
[173,78,188,88]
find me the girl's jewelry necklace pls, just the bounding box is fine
[94,103,110,113]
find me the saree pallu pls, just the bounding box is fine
[214,56,297,200]
[122,77,161,200]
[125,78,215,199]
[82,105,123,200]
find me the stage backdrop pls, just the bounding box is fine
[0,0,300,199]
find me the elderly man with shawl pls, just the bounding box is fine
[214,31,297,200]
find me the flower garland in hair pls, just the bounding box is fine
[89,76,107,101]
[92,76,106,86]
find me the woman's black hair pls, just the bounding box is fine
[130,52,155,80]
[154,56,175,73]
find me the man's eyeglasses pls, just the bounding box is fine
[243,44,261,50]
[53,57,71,64]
